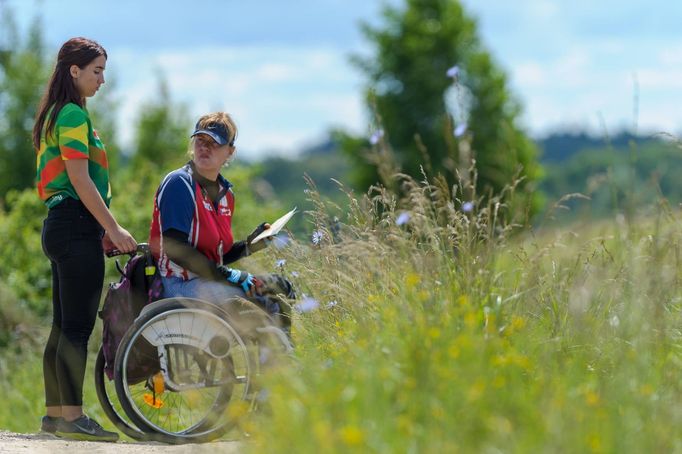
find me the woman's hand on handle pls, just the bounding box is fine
[105,225,137,254]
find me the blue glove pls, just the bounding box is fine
[225,268,256,293]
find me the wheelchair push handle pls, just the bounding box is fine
[107,243,156,279]
[105,243,151,258]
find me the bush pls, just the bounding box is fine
[0,189,51,317]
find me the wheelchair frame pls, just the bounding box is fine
[95,244,292,444]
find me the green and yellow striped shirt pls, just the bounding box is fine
[35,103,111,208]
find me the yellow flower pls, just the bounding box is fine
[588,433,602,453]
[512,353,532,371]
[405,273,420,289]
[639,384,654,396]
[314,421,332,445]
[458,294,470,307]
[227,400,250,419]
[492,354,508,367]
[492,375,506,388]
[431,403,445,420]
[511,315,526,331]
[464,311,478,328]
[487,416,512,435]
[467,380,486,401]
[396,415,413,433]
[448,344,461,359]
[340,425,365,446]
[585,390,600,407]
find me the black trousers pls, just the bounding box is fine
[41,198,104,406]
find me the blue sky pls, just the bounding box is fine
[4,0,681,158]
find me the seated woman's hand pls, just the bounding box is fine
[218,266,261,297]
[247,222,272,253]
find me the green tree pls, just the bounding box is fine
[130,75,190,170]
[345,0,542,218]
[0,9,49,202]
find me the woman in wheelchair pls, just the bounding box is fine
[148,111,293,328]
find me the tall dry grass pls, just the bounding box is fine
[243,168,682,453]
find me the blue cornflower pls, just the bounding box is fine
[259,347,270,365]
[369,129,384,145]
[396,212,410,226]
[256,388,270,403]
[446,65,460,79]
[296,296,320,313]
[272,233,290,249]
[454,123,467,138]
[312,230,324,245]
[462,201,474,212]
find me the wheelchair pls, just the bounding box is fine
[94,244,292,444]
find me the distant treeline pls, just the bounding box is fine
[253,129,681,224]
[536,130,669,162]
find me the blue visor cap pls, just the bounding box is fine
[191,121,233,146]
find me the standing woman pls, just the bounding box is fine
[33,37,136,442]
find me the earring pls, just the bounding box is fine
[223,153,235,168]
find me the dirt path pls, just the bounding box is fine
[0,431,242,453]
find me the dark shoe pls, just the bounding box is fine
[40,415,62,433]
[55,415,119,442]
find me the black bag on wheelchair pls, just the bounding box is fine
[99,254,164,381]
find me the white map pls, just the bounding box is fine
[250,207,298,244]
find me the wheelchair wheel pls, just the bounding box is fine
[94,346,150,440]
[113,297,256,444]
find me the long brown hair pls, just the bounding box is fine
[32,37,107,149]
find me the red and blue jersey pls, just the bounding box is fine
[149,163,235,280]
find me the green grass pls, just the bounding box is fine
[1,174,681,452]
[242,178,682,453]
[0,326,111,434]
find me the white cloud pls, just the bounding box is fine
[514,62,546,86]
[84,1,682,157]
[526,0,560,22]
[109,45,364,158]
[255,63,300,82]
[658,43,682,66]
[638,69,682,89]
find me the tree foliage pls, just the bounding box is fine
[130,75,190,170]
[0,10,50,202]
[345,0,542,218]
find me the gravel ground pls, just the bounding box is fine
[0,431,242,453]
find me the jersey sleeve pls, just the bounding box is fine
[57,105,90,160]
[156,173,195,237]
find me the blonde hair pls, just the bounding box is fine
[196,112,238,144]
[187,111,238,159]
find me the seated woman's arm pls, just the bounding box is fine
[222,241,247,264]
[163,228,225,281]
[221,222,271,264]
[164,229,259,296]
